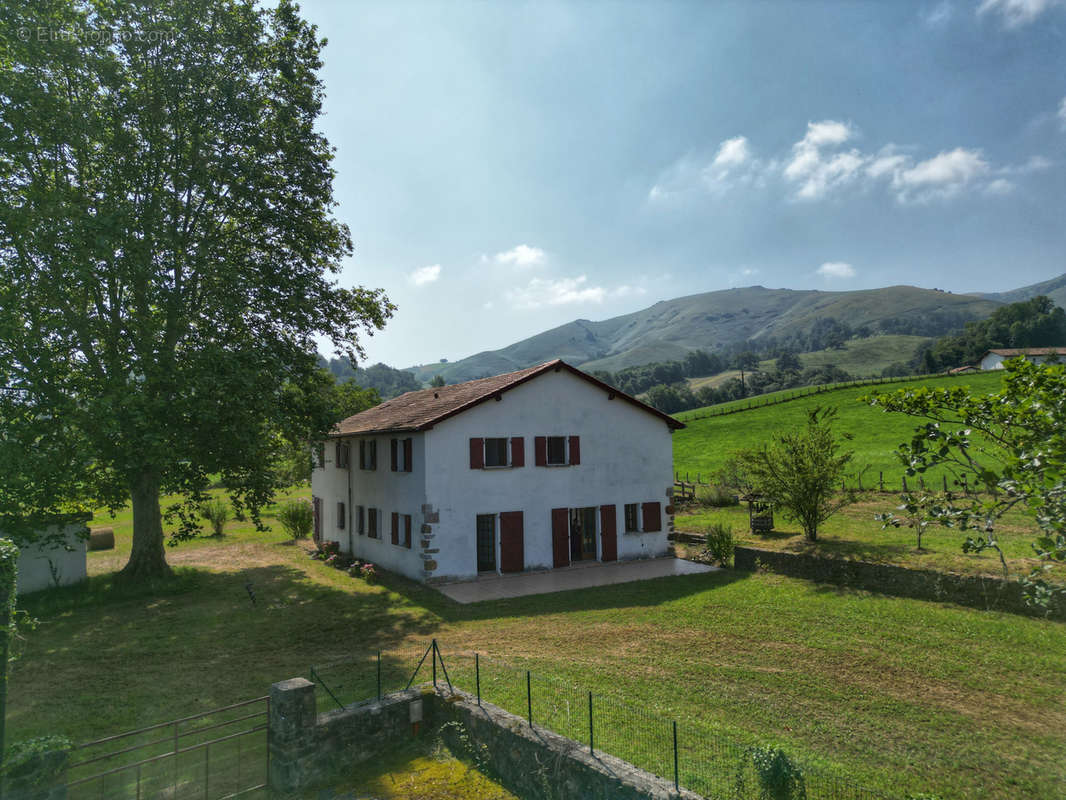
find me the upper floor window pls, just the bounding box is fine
[315,443,325,469]
[534,435,580,466]
[391,437,413,472]
[335,441,350,469]
[469,437,525,469]
[360,439,377,470]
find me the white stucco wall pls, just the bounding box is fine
[424,369,674,582]
[11,521,89,595]
[311,433,429,578]
[979,353,1006,370]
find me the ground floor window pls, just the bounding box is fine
[476,514,496,572]
[624,503,640,533]
[367,508,379,538]
[569,507,597,561]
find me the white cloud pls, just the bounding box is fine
[506,275,607,309]
[494,244,546,267]
[784,121,867,199]
[983,178,1015,195]
[712,136,750,168]
[612,285,648,299]
[650,121,1050,205]
[922,1,954,26]
[978,0,1061,27]
[817,261,856,279]
[408,264,441,286]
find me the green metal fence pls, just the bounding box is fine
[310,642,898,800]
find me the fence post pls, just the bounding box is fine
[476,653,481,706]
[526,671,532,727]
[879,471,884,491]
[588,692,594,754]
[673,720,679,792]
[432,640,437,688]
[377,651,381,701]
[943,474,948,493]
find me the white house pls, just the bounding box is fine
[979,347,1066,371]
[310,359,684,583]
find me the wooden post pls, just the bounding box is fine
[902,475,908,492]
[879,471,884,491]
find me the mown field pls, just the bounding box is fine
[673,372,1005,485]
[10,495,1066,800]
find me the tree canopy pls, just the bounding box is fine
[0,0,393,580]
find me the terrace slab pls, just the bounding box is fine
[435,557,716,604]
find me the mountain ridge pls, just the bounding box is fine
[406,281,1025,384]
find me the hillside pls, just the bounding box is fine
[672,372,1005,484]
[408,285,1000,384]
[972,271,1066,310]
[764,333,931,377]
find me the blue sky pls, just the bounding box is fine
[299,0,1066,368]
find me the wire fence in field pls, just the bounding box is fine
[66,696,268,800]
[310,642,898,800]
[675,370,972,424]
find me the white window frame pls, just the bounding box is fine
[545,435,567,466]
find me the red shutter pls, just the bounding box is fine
[469,438,484,469]
[404,515,412,548]
[551,508,570,568]
[499,511,524,573]
[568,435,580,465]
[312,497,322,542]
[510,437,524,467]
[403,438,413,472]
[391,512,399,545]
[390,439,398,472]
[359,440,365,470]
[600,504,617,562]
[534,436,547,467]
[642,502,662,533]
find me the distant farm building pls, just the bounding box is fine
[979,347,1066,371]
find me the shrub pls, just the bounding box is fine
[703,522,735,567]
[277,498,313,540]
[2,735,73,783]
[199,498,229,537]
[734,745,806,800]
[695,485,739,508]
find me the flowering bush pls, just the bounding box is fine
[346,559,376,582]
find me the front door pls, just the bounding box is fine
[476,514,496,572]
[570,507,598,561]
[600,504,617,562]
[499,511,524,573]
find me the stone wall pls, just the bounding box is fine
[268,678,700,799]
[734,545,1066,620]
[436,688,701,800]
[268,678,435,792]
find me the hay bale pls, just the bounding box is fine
[88,528,115,551]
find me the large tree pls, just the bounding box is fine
[0,0,392,580]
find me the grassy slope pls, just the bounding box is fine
[10,505,1066,800]
[673,372,1005,483]
[770,334,932,376]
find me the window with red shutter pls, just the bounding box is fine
[568,435,580,465]
[391,512,399,545]
[469,437,484,469]
[534,436,547,467]
[390,439,398,471]
[403,438,413,472]
[403,514,412,548]
[641,502,662,533]
[510,437,524,467]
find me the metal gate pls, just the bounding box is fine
[65,696,269,799]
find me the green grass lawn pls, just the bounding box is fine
[764,335,934,377]
[672,372,1005,486]
[11,515,1066,800]
[674,498,1063,582]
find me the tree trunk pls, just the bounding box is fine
[119,470,172,582]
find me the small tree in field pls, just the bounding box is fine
[868,358,1066,606]
[737,407,855,541]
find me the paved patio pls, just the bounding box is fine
[434,557,717,604]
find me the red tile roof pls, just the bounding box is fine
[331,359,685,436]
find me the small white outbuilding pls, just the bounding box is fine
[310,359,684,583]
[6,514,91,595]
[979,347,1066,370]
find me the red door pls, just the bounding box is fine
[499,511,524,573]
[600,504,617,562]
[551,507,570,568]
